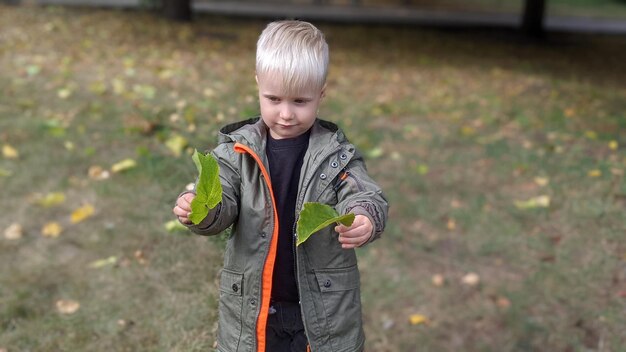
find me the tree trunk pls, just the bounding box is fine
[162,0,192,22]
[522,0,546,38]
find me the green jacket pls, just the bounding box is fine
[185,117,388,352]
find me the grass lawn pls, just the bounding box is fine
[1,5,625,352]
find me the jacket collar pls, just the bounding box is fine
[218,117,347,157]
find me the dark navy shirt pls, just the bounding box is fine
[266,129,311,303]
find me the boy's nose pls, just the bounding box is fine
[279,104,294,120]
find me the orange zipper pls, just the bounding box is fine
[233,142,279,352]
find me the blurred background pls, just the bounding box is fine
[1,1,625,351]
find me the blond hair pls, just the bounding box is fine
[256,20,329,95]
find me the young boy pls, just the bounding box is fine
[173,20,388,352]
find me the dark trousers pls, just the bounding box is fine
[266,301,309,352]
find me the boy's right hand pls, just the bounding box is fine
[173,192,195,225]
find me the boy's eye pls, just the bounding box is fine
[293,99,308,105]
[267,96,280,103]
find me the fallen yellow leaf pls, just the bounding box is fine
[165,134,188,157]
[203,88,215,97]
[4,223,23,240]
[462,272,480,286]
[71,204,95,224]
[514,195,550,209]
[42,222,63,238]
[159,69,174,80]
[588,169,602,178]
[409,314,429,326]
[432,274,445,287]
[88,81,107,95]
[57,88,72,99]
[534,177,549,187]
[88,165,110,180]
[112,78,126,95]
[446,218,456,230]
[460,126,475,137]
[176,100,187,109]
[89,256,118,268]
[164,220,188,233]
[35,192,66,207]
[56,299,80,314]
[2,144,19,159]
[416,164,429,175]
[111,158,136,173]
[585,131,597,140]
[609,140,618,151]
[134,249,147,265]
[496,296,511,309]
[366,147,384,159]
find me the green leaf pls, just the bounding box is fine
[189,149,223,225]
[296,202,355,246]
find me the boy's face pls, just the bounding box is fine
[256,74,325,140]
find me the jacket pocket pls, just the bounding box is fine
[314,265,364,350]
[217,269,244,352]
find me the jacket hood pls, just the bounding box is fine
[218,117,350,157]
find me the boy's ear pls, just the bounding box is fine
[320,84,327,98]
[255,74,258,85]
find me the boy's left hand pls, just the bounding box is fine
[335,215,373,249]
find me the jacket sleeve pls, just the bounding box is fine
[334,149,389,246]
[183,142,241,236]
